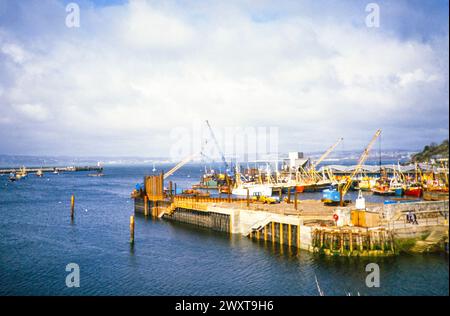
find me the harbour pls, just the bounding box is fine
[1,164,448,295]
[130,130,449,258]
[0,0,448,300]
[133,177,448,257]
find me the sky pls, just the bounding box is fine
[0,0,448,158]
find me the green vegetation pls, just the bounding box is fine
[394,238,418,253]
[410,139,449,163]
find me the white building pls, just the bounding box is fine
[283,152,310,171]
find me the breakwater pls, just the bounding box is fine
[0,165,103,174]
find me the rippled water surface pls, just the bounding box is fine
[0,165,448,295]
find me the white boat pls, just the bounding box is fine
[232,184,272,197]
[232,164,273,197]
[16,166,27,179]
[36,169,43,177]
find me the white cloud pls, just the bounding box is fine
[398,68,440,87]
[119,1,194,49]
[0,0,448,155]
[1,42,28,64]
[13,104,49,121]
[14,103,49,121]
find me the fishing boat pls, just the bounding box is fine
[295,185,304,193]
[232,184,272,197]
[193,168,226,189]
[423,190,449,201]
[354,177,377,191]
[231,165,273,197]
[15,166,28,180]
[302,180,333,192]
[390,180,404,197]
[182,189,210,197]
[404,186,423,198]
[371,184,395,196]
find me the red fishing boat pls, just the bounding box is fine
[404,186,423,198]
[295,185,304,193]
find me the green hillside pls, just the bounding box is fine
[410,139,449,162]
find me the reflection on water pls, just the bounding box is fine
[0,165,448,296]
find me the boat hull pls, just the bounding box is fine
[423,190,449,201]
[303,182,332,192]
[404,187,422,198]
[295,185,304,193]
[232,186,272,197]
[371,188,396,196]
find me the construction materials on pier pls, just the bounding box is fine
[133,173,449,256]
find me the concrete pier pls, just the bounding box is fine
[134,195,449,256]
[133,174,449,256]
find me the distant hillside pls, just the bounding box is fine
[410,140,449,162]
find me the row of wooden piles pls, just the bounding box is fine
[311,228,395,256]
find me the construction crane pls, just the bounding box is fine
[164,139,208,179]
[205,120,229,172]
[322,129,382,206]
[164,152,198,179]
[308,137,343,183]
[311,137,343,170]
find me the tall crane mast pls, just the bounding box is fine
[341,129,382,198]
[322,129,381,206]
[311,137,343,170]
[205,120,229,171]
[164,139,208,179]
[164,152,197,179]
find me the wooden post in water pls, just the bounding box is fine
[349,231,353,252]
[294,191,298,210]
[246,188,250,208]
[330,232,334,251]
[70,194,75,220]
[390,233,395,253]
[287,188,291,204]
[279,223,284,245]
[272,222,275,243]
[288,224,292,247]
[130,215,135,244]
[144,195,148,217]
